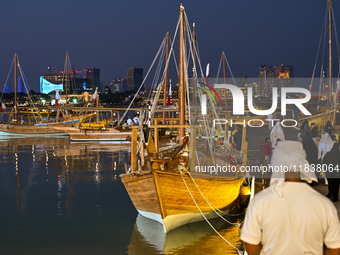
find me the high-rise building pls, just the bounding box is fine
[274,64,293,90]
[111,78,122,94]
[259,65,266,95]
[109,78,129,93]
[267,65,274,89]
[86,68,101,91]
[127,68,143,92]
[258,64,293,96]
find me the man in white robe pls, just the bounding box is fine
[318,132,334,185]
[270,122,285,145]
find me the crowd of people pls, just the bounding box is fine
[241,118,340,254]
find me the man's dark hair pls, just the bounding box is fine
[265,137,270,142]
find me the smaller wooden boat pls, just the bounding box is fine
[53,125,131,142]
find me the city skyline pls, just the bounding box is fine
[1,0,339,93]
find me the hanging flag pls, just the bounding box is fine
[167,81,172,106]
[92,88,98,106]
[205,63,210,85]
[55,90,60,106]
[1,102,5,113]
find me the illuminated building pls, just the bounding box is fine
[111,78,121,93]
[127,68,143,92]
[110,78,128,93]
[258,64,293,95]
[274,64,293,90]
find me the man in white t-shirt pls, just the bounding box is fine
[241,141,340,255]
[127,117,132,126]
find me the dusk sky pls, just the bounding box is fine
[1,0,339,93]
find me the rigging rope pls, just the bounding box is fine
[0,59,14,103]
[179,167,243,254]
[17,57,43,122]
[119,33,169,125]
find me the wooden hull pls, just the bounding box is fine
[53,126,131,142]
[120,170,243,232]
[0,123,68,137]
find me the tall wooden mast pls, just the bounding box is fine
[163,32,170,122]
[14,53,18,120]
[328,0,332,106]
[192,23,197,105]
[222,51,228,112]
[66,52,69,104]
[179,4,186,143]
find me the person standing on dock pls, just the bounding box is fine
[270,121,285,145]
[233,125,243,150]
[323,138,340,202]
[241,141,340,255]
[311,122,318,138]
[267,113,273,130]
[263,137,271,165]
[319,129,334,186]
[300,120,310,140]
[127,117,133,126]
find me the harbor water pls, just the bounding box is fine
[0,138,244,255]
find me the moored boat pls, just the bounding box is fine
[120,5,248,233]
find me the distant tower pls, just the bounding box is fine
[274,64,293,91]
[259,64,266,95]
[267,65,274,94]
[86,68,101,92]
[111,78,122,94]
[127,68,143,92]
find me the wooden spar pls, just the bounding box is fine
[192,23,197,105]
[223,52,226,84]
[241,125,248,165]
[179,4,185,144]
[163,32,170,122]
[14,53,18,121]
[66,52,69,104]
[222,51,228,112]
[154,120,159,152]
[328,0,332,107]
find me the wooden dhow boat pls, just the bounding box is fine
[0,53,98,138]
[0,54,70,137]
[120,5,248,233]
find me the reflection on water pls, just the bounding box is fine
[0,138,244,255]
[128,214,244,255]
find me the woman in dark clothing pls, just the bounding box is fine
[324,121,334,135]
[303,132,320,181]
[323,142,340,202]
[310,122,318,138]
[300,121,310,140]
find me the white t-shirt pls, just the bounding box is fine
[241,182,340,254]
